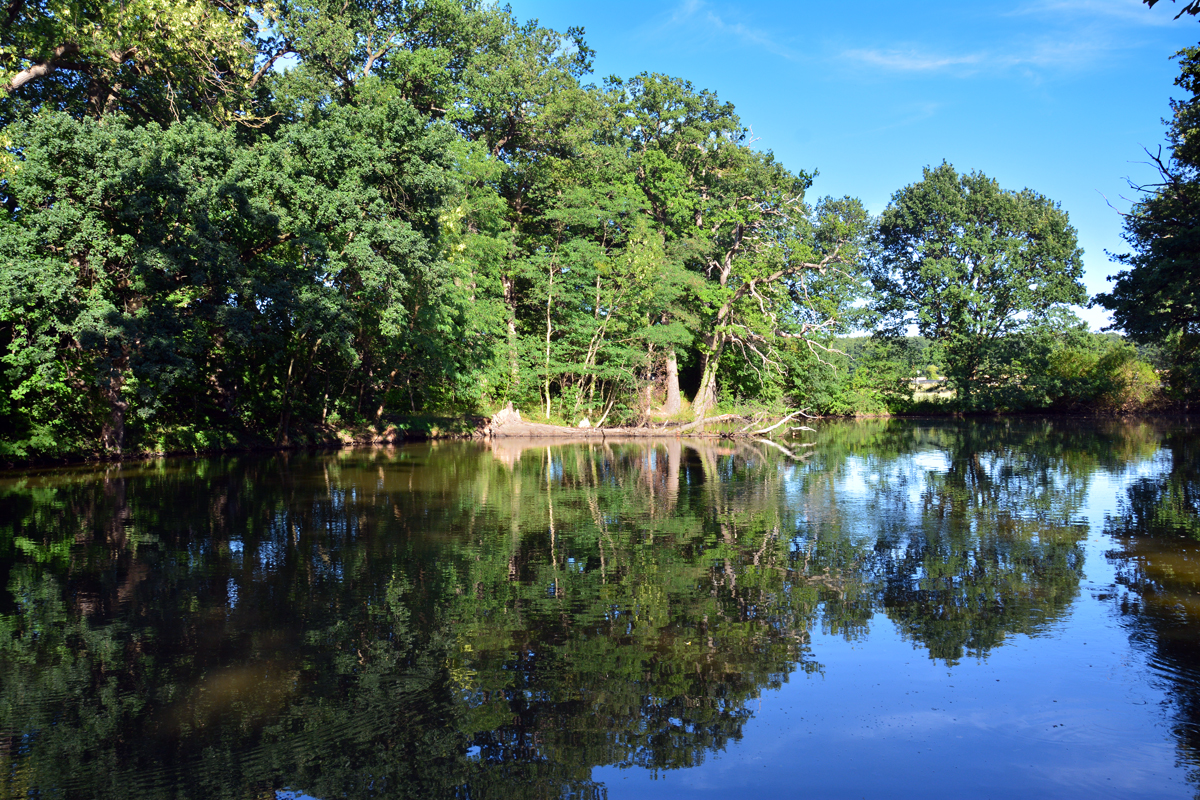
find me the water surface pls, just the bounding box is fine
[1,419,1198,799]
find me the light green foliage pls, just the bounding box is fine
[966,310,1160,412]
[787,335,926,416]
[0,0,254,124]
[871,162,1086,410]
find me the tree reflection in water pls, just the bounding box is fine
[1106,423,1200,788]
[0,420,1176,799]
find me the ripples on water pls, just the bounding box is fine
[0,419,1197,799]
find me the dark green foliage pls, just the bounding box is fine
[0,89,460,457]
[1096,43,1200,405]
[0,0,1172,463]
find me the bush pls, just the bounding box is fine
[1094,350,1161,412]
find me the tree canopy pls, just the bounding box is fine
[1096,47,1200,341]
[870,162,1086,409]
[1095,38,1200,404]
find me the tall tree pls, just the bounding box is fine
[0,86,455,457]
[1096,43,1200,400]
[871,162,1085,409]
[606,73,867,421]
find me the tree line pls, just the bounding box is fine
[0,0,1193,460]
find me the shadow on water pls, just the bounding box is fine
[0,418,1191,798]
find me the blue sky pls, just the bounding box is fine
[504,0,1200,330]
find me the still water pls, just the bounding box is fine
[1,419,1198,799]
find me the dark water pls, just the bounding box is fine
[1,419,1198,799]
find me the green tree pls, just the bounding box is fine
[600,74,870,422]
[0,0,256,124]
[871,162,1085,409]
[1095,43,1200,403]
[0,88,456,457]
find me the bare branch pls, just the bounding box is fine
[4,42,80,93]
[753,438,811,460]
[752,410,804,435]
[665,413,745,434]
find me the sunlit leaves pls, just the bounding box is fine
[871,162,1086,408]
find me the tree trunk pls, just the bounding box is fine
[544,267,554,419]
[693,335,725,421]
[663,347,681,415]
[375,368,399,422]
[99,357,129,455]
[663,439,682,513]
[503,275,519,391]
[276,355,296,446]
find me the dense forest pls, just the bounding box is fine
[0,0,1195,460]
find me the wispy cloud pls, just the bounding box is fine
[846,49,985,72]
[845,35,1125,76]
[839,0,1168,77]
[1009,0,1179,27]
[650,0,802,61]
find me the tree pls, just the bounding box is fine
[870,162,1085,409]
[0,0,256,124]
[1145,0,1200,18]
[601,73,869,422]
[0,87,456,457]
[1095,44,1200,400]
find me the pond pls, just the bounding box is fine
[1,419,1198,799]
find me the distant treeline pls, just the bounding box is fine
[0,0,1193,460]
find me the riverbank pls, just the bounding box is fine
[3,404,1192,471]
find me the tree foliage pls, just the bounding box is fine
[1096,43,1200,403]
[0,0,255,124]
[0,0,1139,462]
[870,162,1086,409]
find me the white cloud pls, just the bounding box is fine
[840,0,1167,77]
[1010,0,1180,26]
[845,49,985,72]
[844,35,1126,75]
[652,0,802,61]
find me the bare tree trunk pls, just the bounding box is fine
[375,368,399,422]
[663,347,681,415]
[544,266,554,419]
[276,356,295,446]
[663,439,682,514]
